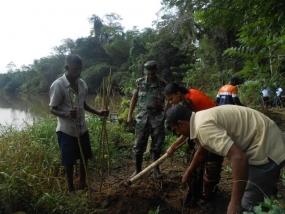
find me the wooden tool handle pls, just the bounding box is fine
[129,153,168,183]
[125,139,188,186]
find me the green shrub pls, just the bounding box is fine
[0,114,135,213]
[243,197,285,214]
[238,80,262,108]
[148,206,160,214]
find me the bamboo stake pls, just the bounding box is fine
[67,87,92,200]
[98,67,112,192]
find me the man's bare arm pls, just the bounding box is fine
[166,135,188,157]
[84,101,108,116]
[182,146,207,183]
[50,106,71,118]
[127,95,138,123]
[226,143,248,214]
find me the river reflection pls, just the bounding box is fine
[0,93,101,130]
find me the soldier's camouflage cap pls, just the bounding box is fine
[144,61,157,74]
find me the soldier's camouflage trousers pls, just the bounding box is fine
[202,160,223,201]
[134,114,165,155]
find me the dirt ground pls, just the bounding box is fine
[83,110,285,214]
[87,157,232,214]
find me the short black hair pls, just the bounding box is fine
[163,82,188,96]
[231,76,240,85]
[166,105,192,127]
[65,54,82,66]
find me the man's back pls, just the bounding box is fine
[185,89,216,111]
[216,84,241,105]
[262,88,270,97]
[192,105,285,165]
[276,87,283,96]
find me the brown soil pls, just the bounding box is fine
[84,110,285,214]
[87,157,232,214]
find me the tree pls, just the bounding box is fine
[52,38,76,55]
[5,62,16,73]
[0,74,11,91]
[81,63,110,93]
[89,14,103,41]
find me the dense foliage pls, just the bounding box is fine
[1,115,285,213]
[0,114,180,213]
[1,0,285,96]
[2,3,285,211]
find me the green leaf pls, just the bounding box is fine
[253,205,263,213]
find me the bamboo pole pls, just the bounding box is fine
[98,67,112,192]
[67,87,92,200]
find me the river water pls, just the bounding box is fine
[0,93,108,130]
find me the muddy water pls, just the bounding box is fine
[0,93,121,130]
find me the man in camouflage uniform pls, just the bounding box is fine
[127,61,167,179]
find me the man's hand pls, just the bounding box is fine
[127,115,134,125]
[227,201,243,214]
[181,146,207,184]
[99,110,109,117]
[166,136,188,157]
[182,172,190,184]
[166,145,176,157]
[69,108,77,119]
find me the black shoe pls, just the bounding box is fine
[154,167,163,179]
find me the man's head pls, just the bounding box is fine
[144,60,158,80]
[230,76,240,86]
[164,82,189,104]
[166,105,192,136]
[65,54,83,80]
[164,85,182,104]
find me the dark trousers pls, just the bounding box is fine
[186,140,223,202]
[272,96,282,107]
[56,131,92,166]
[262,97,270,108]
[242,159,285,211]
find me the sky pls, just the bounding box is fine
[0,0,163,73]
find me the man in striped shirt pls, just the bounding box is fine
[216,77,243,106]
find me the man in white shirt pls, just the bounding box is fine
[261,86,270,108]
[272,85,283,107]
[49,54,108,194]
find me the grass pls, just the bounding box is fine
[0,115,135,213]
[0,116,68,213]
[0,111,180,213]
[1,111,285,213]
